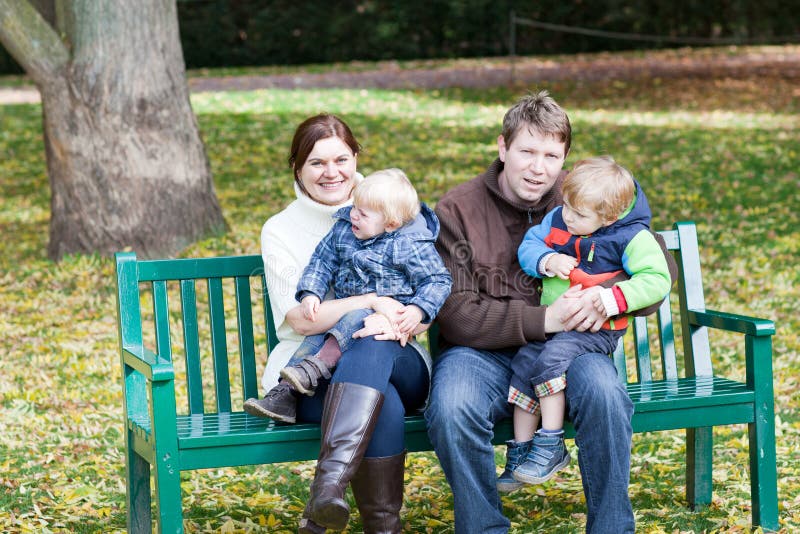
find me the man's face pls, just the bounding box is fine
[497,126,567,206]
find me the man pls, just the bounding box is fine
[425,91,675,533]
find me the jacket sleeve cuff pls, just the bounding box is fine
[522,305,548,341]
[612,285,628,314]
[295,289,321,303]
[598,288,620,317]
[537,252,557,276]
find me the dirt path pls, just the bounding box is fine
[188,47,800,92]
[2,46,798,104]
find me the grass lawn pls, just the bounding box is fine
[1,49,798,532]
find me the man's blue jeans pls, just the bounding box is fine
[424,346,634,534]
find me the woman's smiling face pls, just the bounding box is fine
[297,136,358,206]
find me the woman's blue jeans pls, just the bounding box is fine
[424,346,634,534]
[296,336,429,458]
[288,309,372,364]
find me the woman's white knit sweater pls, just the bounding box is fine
[259,182,354,391]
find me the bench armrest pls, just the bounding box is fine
[687,309,775,337]
[122,346,175,382]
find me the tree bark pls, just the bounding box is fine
[0,0,227,260]
[29,0,57,28]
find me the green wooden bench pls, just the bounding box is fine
[114,221,779,533]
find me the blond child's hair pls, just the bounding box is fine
[562,156,635,223]
[353,168,421,228]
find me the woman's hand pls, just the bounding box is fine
[352,312,410,346]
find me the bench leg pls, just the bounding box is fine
[685,426,712,508]
[149,379,184,532]
[153,450,184,534]
[749,410,779,530]
[126,442,153,534]
[747,417,779,532]
[748,334,779,531]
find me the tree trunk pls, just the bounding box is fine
[0,0,227,260]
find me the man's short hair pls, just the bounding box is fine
[502,90,571,156]
[354,168,421,227]
[562,156,635,222]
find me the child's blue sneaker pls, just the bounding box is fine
[497,439,532,492]
[512,430,570,485]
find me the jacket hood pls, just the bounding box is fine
[399,202,438,241]
[604,179,651,232]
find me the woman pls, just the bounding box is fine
[249,114,431,533]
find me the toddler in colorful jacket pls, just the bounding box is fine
[498,156,672,491]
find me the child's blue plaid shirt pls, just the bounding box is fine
[295,203,452,323]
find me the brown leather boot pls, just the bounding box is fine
[307,382,384,531]
[350,451,406,534]
[297,501,326,534]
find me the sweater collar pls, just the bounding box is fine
[292,181,354,236]
[483,158,563,217]
[290,172,365,236]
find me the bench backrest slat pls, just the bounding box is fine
[181,279,205,414]
[235,276,260,401]
[208,277,232,412]
[633,316,652,382]
[152,280,172,361]
[613,338,628,382]
[261,277,278,353]
[675,223,712,377]
[657,298,678,380]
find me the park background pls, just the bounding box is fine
[1,1,799,532]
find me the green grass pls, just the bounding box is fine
[1,49,798,532]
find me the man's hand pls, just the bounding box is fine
[352,312,410,346]
[301,295,321,321]
[545,284,606,333]
[544,284,582,333]
[396,305,424,335]
[545,253,578,280]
